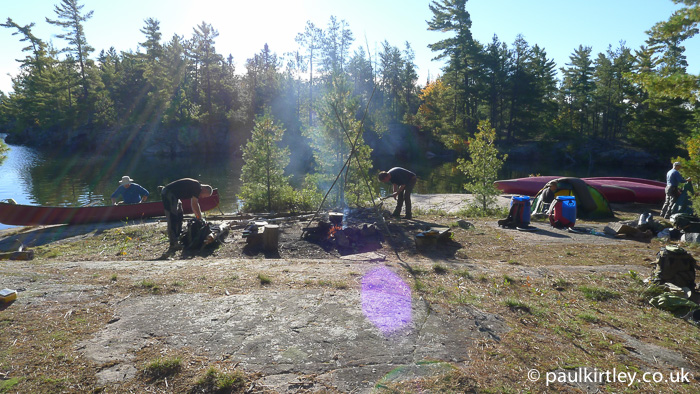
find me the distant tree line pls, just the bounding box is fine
[415,0,699,158]
[1,0,698,165]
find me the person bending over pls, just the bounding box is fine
[378,167,417,220]
[160,178,213,249]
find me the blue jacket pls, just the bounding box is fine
[666,169,685,188]
[111,183,149,204]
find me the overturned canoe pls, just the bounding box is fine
[0,190,220,226]
[495,176,665,204]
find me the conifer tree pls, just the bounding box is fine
[427,0,482,135]
[457,120,507,213]
[238,110,293,212]
[46,0,94,102]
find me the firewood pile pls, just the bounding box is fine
[302,210,384,251]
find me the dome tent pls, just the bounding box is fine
[531,177,614,219]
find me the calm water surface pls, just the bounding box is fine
[0,138,667,230]
[0,141,245,230]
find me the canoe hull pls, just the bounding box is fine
[0,190,220,226]
[494,177,665,204]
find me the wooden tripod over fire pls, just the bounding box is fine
[301,85,393,239]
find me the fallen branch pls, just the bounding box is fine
[0,250,34,260]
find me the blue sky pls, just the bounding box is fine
[1,0,698,94]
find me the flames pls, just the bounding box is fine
[327,212,344,240]
[327,223,342,240]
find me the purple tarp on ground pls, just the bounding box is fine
[361,267,412,335]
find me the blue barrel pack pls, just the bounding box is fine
[509,196,531,226]
[550,196,576,228]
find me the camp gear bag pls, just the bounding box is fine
[550,196,576,228]
[651,246,696,289]
[670,213,700,233]
[498,196,531,228]
[180,218,213,250]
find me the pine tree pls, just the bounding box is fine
[295,21,323,127]
[45,0,94,102]
[238,110,293,212]
[559,45,595,137]
[457,120,507,213]
[427,0,482,136]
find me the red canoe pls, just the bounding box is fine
[584,179,664,204]
[494,176,558,196]
[494,177,665,204]
[0,190,220,226]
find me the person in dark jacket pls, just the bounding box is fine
[160,178,213,249]
[378,167,417,219]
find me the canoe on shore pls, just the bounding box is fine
[494,176,665,204]
[0,190,220,226]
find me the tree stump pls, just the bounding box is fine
[262,225,279,252]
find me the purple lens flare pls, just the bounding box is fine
[361,266,412,334]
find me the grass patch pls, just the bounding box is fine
[409,266,430,276]
[193,367,247,393]
[0,377,20,392]
[554,278,570,288]
[627,270,644,284]
[453,292,481,306]
[455,269,472,280]
[137,279,160,293]
[257,273,272,285]
[433,264,449,275]
[577,312,599,323]
[641,284,666,299]
[143,357,181,378]
[579,286,619,301]
[504,298,531,313]
[378,365,477,392]
[317,280,349,289]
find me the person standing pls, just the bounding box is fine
[378,167,418,219]
[661,162,691,219]
[160,178,213,249]
[111,176,149,205]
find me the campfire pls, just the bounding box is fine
[303,210,383,251]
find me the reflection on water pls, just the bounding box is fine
[0,143,40,207]
[0,141,244,230]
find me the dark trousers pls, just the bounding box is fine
[661,185,680,219]
[393,176,417,216]
[162,189,183,246]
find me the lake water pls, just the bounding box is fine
[0,137,667,230]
